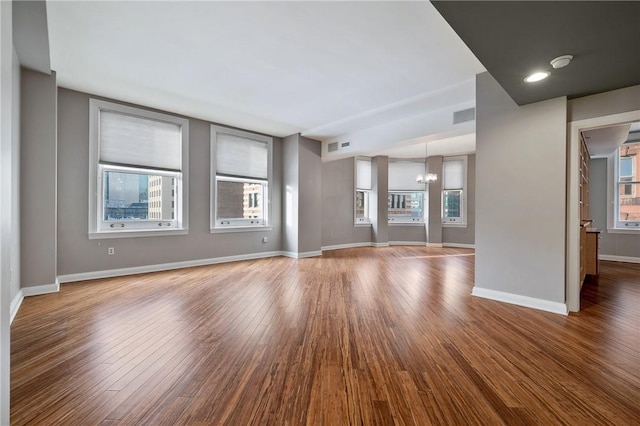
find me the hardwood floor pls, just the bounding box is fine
[10,247,640,425]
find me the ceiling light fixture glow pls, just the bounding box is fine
[524,71,550,83]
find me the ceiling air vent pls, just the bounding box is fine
[327,140,350,153]
[453,107,475,124]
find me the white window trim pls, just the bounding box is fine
[442,155,468,228]
[355,190,372,225]
[607,147,640,234]
[88,99,189,239]
[355,157,372,225]
[210,125,273,233]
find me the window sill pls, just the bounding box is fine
[89,228,189,239]
[210,226,272,234]
[607,227,640,235]
[354,222,372,227]
[443,223,467,228]
[388,222,425,226]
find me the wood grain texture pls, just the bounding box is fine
[10,247,640,425]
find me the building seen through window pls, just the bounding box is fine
[216,181,263,220]
[443,190,462,219]
[103,171,176,222]
[388,192,424,221]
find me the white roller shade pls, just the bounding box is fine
[99,110,183,171]
[217,133,268,179]
[444,159,464,189]
[388,161,425,191]
[356,159,372,190]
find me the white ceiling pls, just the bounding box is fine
[46,1,484,156]
[583,122,638,158]
[368,133,475,159]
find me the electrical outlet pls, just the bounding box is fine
[262,236,268,243]
[108,247,115,255]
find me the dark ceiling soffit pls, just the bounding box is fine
[431,1,640,106]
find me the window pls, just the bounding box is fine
[89,99,189,238]
[211,125,272,230]
[442,156,467,225]
[443,190,462,218]
[387,160,426,223]
[615,141,640,229]
[388,192,424,222]
[355,158,372,224]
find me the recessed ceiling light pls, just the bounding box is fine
[524,71,550,83]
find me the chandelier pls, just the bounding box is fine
[416,142,437,184]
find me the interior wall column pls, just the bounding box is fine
[427,155,443,246]
[20,69,57,291]
[371,156,389,247]
[282,133,322,258]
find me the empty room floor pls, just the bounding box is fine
[10,247,640,424]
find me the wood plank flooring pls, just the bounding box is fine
[10,247,640,425]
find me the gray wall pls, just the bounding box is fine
[57,88,283,275]
[21,68,57,288]
[321,158,372,247]
[442,154,476,246]
[475,72,567,303]
[589,158,640,258]
[297,135,322,254]
[371,156,389,245]
[568,85,640,122]
[388,225,425,243]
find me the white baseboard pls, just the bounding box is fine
[372,242,389,248]
[11,280,61,323]
[599,254,640,264]
[443,242,475,249]
[388,241,426,246]
[10,290,23,324]
[57,251,285,283]
[321,242,372,252]
[282,250,323,259]
[426,242,443,248]
[471,286,568,316]
[21,280,60,296]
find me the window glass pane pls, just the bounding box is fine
[619,157,633,179]
[388,192,423,220]
[103,170,175,222]
[443,190,462,218]
[356,190,368,220]
[217,180,264,221]
[618,182,640,222]
[619,143,639,181]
